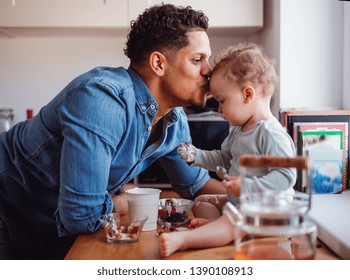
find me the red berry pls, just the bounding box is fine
[158,209,168,219]
[129,226,139,234]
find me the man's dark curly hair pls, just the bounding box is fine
[124,3,209,66]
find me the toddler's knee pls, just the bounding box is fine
[193,195,209,205]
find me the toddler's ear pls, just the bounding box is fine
[242,86,255,104]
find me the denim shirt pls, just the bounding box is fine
[0,67,210,257]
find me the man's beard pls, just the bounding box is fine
[188,100,207,109]
[189,93,208,109]
[185,96,219,114]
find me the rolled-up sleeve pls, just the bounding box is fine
[58,188,113,234]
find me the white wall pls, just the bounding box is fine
[344,3,350,110]
[257,0,280,116]
[279,0,344,110]
[0,29,253,123]
[0,0,348,124]
[0,32,129,123]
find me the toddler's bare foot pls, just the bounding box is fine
[159,231,189,257]
[189,218,211,229]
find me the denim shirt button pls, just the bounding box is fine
[150,104,155,110]
[147,126,152,131]
[141,105,146,111]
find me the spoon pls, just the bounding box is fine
[216,165,229,181]
[216,165,240,207]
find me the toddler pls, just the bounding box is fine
[159,42,296,257]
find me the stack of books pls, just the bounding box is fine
[279,109,350,194]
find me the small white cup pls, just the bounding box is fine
[125,187,161,231]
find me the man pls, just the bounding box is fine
[0,4,224,259]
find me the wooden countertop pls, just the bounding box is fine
[64,190,340,260]
[64,228,339,260]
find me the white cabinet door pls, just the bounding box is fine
[128,0,263,29]
[0,0,128,27]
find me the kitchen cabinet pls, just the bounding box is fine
[129,0,263,30]
[0,0,128,28]
[0,0,263,31]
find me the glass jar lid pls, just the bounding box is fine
[0,108,14,118]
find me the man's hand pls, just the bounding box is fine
[112,193,128,213]
[177,142,197,164]
[111,183,137,213]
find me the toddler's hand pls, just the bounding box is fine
[177,142,196,164]
[222,176,241,197]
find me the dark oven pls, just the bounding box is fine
[134,114,230,188]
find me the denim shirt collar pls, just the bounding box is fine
[127,67,179,126]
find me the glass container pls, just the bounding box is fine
[0,108,14,133]
[223,155,317,260]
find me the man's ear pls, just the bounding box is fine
[149,51,166,76]
[242,86,255,104]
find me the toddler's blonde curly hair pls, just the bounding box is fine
[213,42,279,97]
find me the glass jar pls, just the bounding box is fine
[0,108,14,133]
[223,155,317,260]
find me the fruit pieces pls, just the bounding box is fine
[106,223,140,241]
[158,198,189,224]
